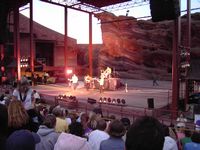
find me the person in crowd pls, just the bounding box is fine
[180,128,192,148]
[162,125,178,150]
[54,132,91,150]
[65,109,72,125]
[52,106,68,133]
[36,114,59,150]
[33,90,41,103]
[99,76,104,93]
[184,131,200,150]
[0,104,8,150]
[69,122,84,137]
[125,116,165,150]
[6,129,40,150]
[43,72,49,84]
[120,117,131,141]
[7,100,31,135]
[80,113,92,138]
[176,113,187,128]
[12,78,35,111]
[100,119,125,150]
[88,119,109,150]
[84,74,91,91]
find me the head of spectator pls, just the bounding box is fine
[42,114,56,129]
[52,106,65,118]
[120,117,131,131]
[69,122,84,137]
[6,129,40,150]
[8,100,29,129]
[125,116,165,150]
[96,119,107,131]
[17,78,30,93]
[108,119,125,138]
[191,131,200,143]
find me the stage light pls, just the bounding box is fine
[112,99,116,104]
[66,69,73,75]
[103,97,107,103]
[99,97,103,103]
[121,99,126,105]
[117,98,121,104]
[107,97,111,103]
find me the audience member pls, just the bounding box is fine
[184,131,200,150]
[33,90,41,103]
[69,122,84,137]
[54,132,92,150]
[0,104,8,150]
[36,114,59,150]
[65,109,72,125]
[120,117,131,141]
[88,119,109,150]
[100,119,125,150]
[162,125,178,150]
[125,116,165,150]
[7,100,31,135]
[52,106,68,133]
[6,129,40,150]
[180,128,192,148]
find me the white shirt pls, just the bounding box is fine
[13,88,34,110]
[88,129,109,150]
[163,136,178,150]
[34,92,40,99]
[72,75,78,84]
[99,78,104,86]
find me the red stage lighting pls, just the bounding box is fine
[66,69,73,75]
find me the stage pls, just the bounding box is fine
[33,79,172,110]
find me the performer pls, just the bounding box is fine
[71,74,78,90]
[99,76,104,93]
[84,74,91,91]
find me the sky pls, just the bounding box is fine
[20,0,200,44]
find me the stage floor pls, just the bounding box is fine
[33,79,172,109]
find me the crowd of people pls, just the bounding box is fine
[0,78,200,150]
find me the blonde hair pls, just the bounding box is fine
[8,100,29,128]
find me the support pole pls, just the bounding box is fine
[64,7,68,71]
[172,15,181,118]
[88,13,93,76]
[30,0,34,85]
[14,7,21,81]
[185,0,191,105]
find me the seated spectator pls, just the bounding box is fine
[180,128,192,148]
[100,119,125,150]
[36,114,59,150]
[65,109,72,125]
[88,119,109,150]
[6,129,40,150]
[162,125,178,150]
[52,106,68,133]
[0,104,8,150]
[125,116,165,150]
[54,132,91,150]
[7,100,31,135]
[184,131,200,150]
[80,113,92,137]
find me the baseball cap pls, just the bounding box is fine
[6,130,40,150]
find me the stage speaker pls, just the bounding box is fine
[147,98,154,109]
[150,0,180,22]
[87,98,96,104]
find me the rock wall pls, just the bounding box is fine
[94,12,200,80]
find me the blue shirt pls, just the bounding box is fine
[100,137,125,150]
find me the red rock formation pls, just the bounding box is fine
[94,12,200,80]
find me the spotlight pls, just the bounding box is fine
[103,97,107,103]
[112,99,116,104]
[107,97,111,103]
[99,97,103,103]
[117,98,121,104]
[121,99,126,105]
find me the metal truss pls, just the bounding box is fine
[41,0,149,13]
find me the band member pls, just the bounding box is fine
[99,76,104,93]
[84,75,91,91]
[71,74,78,90]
